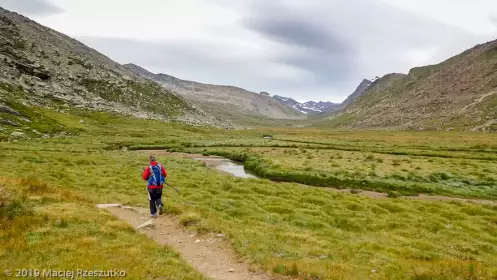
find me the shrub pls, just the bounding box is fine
[390,174,406,181]
[20,178,51,195]
[273,263,299,276]
[265,205,294,214]
[429,172,452,182]
[53,218,69,228]
[195,222,213,235]
[179,213,201,227]
[332,217,361,231]
[14,39,26,49]
[163,204,182,215]
[0,200,32,220]
[302,196,328,206]
[350,189,362,194]
[387,191,402,198]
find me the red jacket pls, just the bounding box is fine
[142,161,167,188]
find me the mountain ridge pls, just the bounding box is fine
[0,7,228,141]
[123,63,304,124]
[324,39,497,131]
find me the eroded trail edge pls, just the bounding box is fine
[97,204,274,280]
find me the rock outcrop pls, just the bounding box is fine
[0,7,228,129]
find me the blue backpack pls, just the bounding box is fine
[148,164,164,187]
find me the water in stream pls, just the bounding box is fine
[193,158,257,179]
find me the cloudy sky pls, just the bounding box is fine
[2,0,497,102]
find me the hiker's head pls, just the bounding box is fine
[149,155,156,162]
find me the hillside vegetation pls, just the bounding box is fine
[324,40,497,131]
[0,8,226,130]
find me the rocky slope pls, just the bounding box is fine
[342,79,373,106]
[123,64,304,123]
[0,7,227,140]
[326,40,497,131]
[272,95,341,114]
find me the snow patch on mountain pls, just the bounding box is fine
[273,95,341,114]
[271,79,373,114]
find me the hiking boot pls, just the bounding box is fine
[151,213,158,218]
[158,205,164,215]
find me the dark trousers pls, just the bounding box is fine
[148,188,163,215]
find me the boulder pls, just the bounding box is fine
[10,131,25,137]
[0,104,21,116]
[0,119,20,126]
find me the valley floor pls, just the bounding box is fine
[1,109,497,279]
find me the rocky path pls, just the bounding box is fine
[97,204,274,280]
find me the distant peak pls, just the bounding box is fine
[272,95,342,114]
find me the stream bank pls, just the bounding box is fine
[138,150,497,206]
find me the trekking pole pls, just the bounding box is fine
[164,182,197,207]
[141,168,195,206]
[164,181,180,194]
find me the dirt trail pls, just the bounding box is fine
[98,204,274,280]
[461,90,497,112]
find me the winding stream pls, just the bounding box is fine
[192,157,257,178]
[138,150,497,206]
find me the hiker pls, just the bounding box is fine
[142,155,167,218]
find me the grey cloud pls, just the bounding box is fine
[242,1,356,85]
[245,15,347,52]
[78,36,307,93]
[490,14,497,28]
[0,0,63,16]
[78,0,494,102]
[239,0,488,100]
[282,49,354,84]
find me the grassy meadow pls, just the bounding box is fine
[180,146,497,199]
[1,108,497,279]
